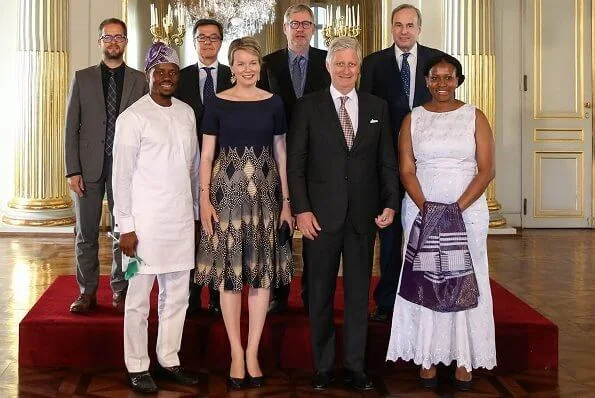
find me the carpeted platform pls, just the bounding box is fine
[19,275,558,372]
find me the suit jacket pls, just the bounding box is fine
[287,89,399,234]
[174,63,233,138]
[259,47,330,123]
[64,64,148,182]
[360,43,444,143]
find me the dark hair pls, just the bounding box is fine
[98,18,127,37]
[192,19,224,40]
[424,54,466,87]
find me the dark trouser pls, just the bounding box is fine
[74,155,126,295]
[373,220,403,311]
[272,239,305,303]
[305,221,375,373]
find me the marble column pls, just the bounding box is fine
[2,0,74,226]
[443,0,506,228]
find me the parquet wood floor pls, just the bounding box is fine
[1,229,594,397]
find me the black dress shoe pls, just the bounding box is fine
[128,371,158,394]
[369,306,392,322]
[70,294,97,314]
[227,376,245,390]
[311,370,334,390]
[343,369,374,391]
[268,298,288,314]
[156,365,199,385]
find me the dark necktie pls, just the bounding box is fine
[292,55,304,98]
[339,96,355,150]
[401,52,411,100]
[105,70,117,156]
[202,67,215,106]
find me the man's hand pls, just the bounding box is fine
[296,211,321,240]
[120,231,138,257]
[67,175,85,197]
[375,208,395,229]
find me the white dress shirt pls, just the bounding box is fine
[330,84,359,135]
[113,95,200,274]
[197,60,219,101]
[395,42,418,110]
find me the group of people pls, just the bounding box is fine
[64,3,496,394]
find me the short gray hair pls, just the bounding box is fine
[325,36,362,64]
[391,4,422,27]
[284,4,314,24]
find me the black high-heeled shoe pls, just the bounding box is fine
[454,377,472,391]
[246,371,265,387]
[227,375,245,390]
[419,374,438,389]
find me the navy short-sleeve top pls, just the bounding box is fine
[200,94,287,148]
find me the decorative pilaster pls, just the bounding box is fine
[443,0,506,228]
[2,0,74,226]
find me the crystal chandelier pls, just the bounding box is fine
[175,0,276,40]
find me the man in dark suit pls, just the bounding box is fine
[64,18,147,314]
[288,37,398,392]
[259,4,331,314]
[360,4,444,322]
[174,19,232,315]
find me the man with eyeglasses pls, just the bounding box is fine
[174,19,232,316]
[64,18,147,315]
[259,3,330,315]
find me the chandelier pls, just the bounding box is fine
[175,0,276,42]
[322,4,360,47]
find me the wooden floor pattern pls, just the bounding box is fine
[1,229,594,397]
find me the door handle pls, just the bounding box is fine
[585,101,592,109]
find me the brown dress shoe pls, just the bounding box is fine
[112,291,126,313]
[70,294,97,314]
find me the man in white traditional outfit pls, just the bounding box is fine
[113,42,200,394]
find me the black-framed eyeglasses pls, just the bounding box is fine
[100,34,127,43]
[195,35,222,43]
[287,20,314,29]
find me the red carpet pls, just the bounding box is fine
[19,276,557,372]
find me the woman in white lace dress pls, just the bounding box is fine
[386,54,497,391]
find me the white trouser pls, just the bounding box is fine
[124,270,190,373]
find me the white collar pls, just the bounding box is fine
[329,84,357,102]
[394,42,418,58]
[197,60,219,69]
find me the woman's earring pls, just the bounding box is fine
[230,73,236,84]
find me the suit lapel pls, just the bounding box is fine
[322,90,349,152]
[92,65,107,115]
[304,47,321,95]
[191,64,203,107]
[351,92,369,151]
[279,49,297,99]
[413,44,428,107]
[120,66,135,113]
[216,65,231,93]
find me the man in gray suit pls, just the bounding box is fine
[64,18,147,314]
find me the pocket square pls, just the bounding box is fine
[369,119,379,124]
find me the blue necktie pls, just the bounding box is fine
[105,70,117,156]
[202,67,215,106]
[401,52,411,100]
[292,55,304,98]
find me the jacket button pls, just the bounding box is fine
[344,176,348,181]
[101,139,105,143]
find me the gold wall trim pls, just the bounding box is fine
[533,151,585,217]
[534,0,584,119]
[534,128,585,143]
